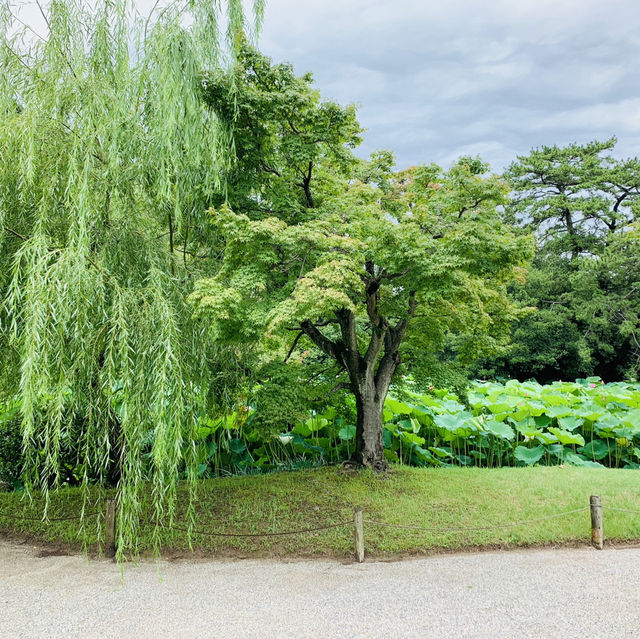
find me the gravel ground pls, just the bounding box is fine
[2,540,640,638]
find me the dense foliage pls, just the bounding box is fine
[192,45,533,469]
[0,0,263,555]
[6,378,637,486]
[0,398,21,488]
[128,377,640,474]
[479,139,640,381]
[193,378,640,472]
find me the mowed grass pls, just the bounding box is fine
[1,466,640,558]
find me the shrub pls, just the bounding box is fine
[0,410,22,489]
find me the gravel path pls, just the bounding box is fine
[2,540,640,638]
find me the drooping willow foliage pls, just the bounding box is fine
[0,0,263,556]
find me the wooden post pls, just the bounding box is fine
[590,495,603,550]
[353,507,364,563]
[105,499,116,558]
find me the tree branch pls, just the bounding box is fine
[300,320,345,367]
[2,225,28,242]
[363,277,388,369]
[379,267,411,281]
[284,331,304,362]
[374,292,417,395]
[302,161,314,208]
[2,225,112,282]
[336,308,362,374]
[260,161,282,177]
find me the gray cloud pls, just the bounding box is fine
[13,0,640,171]
[258,0,640,171]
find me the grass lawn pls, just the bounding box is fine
[1,466,640,558]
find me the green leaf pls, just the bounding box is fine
[228,438,247,455]
[434,412,473,431]
[578,439,610,460]
[385,398,412,415]
[542,394,572,408]
[484,420,515,441]
[412,446,437,464]
[544,405,573,418]
[487,402,512,414]
[454,454,473,466]
[557,416,584,431]
[535,431,558,445]
[514,445,545,466]
[547,427,585,446]
[306,416,328,433]
[563,451,604,468]
[575,403,606,422]
[338,425,356,441]
[533,415,552,429]
[292,421,312,437]
[429,446,453,458]
[400,431,426,446]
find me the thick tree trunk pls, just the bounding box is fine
[353,383,387,471]
[301,292,415,473]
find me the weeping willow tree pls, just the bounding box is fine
[0,0,263,556]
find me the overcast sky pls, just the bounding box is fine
[14,0,640,172]
[256,0,640,172]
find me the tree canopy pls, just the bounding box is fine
[191,46,533,468]
[0,0,263,556]
[482,139,640,381]
[2,1,638,558]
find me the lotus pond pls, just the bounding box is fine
[192,378,640,474]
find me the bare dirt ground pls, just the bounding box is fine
[2,539,640,638]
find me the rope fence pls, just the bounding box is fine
[364,507,591,533]
[158,521,352,538]
[601,506,640,516]
[1,495,638,560]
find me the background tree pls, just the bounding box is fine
[0,0,262,555]
[192,48,532,468]
[480,139,640,381]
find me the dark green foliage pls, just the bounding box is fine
[202,38,362,223]
[180,379,640,476]
[195,47,531,468]
[249,362,315,435]
[0,407,21,488]
[481,139,640,381]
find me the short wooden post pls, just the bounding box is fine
[105,499,116,558]
[590,495,603,550]
[353,507,364,563]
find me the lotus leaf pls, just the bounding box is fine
[484,420,515,441]
[514,445,545,465]
[547,427,585,446]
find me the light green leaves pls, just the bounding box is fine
[484,420,515,441]
[514,445,545,465]
[547,428,585,447]
[0,0,264,557]
[557,416,584,432]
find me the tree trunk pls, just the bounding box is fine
[354,383,387,471]
[301,297,414,473]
